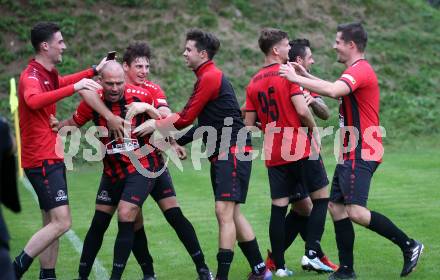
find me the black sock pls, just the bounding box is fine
[296,214,325,258]
[269,204,288,269]
[216,249,234,280]
[78,210,112,278]
[110,221,135,280]
[238,238,266,275]
[334,218,355,271]
[13,250,34,278]
[305,198,329,258]
[40,268,56,279]
[132,226,155,276]
[367,211,412,251]
[164,207,207,271]
[284,210,308,251]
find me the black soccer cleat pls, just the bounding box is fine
[328,267,357,280]
[142,275,157,280]
[197,268,214,280]
[400,239,424,277]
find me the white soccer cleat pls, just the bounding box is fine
[274,267,294,277]
[301,255,334,273]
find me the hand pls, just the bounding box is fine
[95,56,109,73]
[125,102,161,120]
[291,62,308,77]
[171,143,187,160]
[279,62,298,82]
[49,114,59,132]
[133,119,156,137]
[107,115,130,139]
[303,91,316,106]
[74,78,102,92]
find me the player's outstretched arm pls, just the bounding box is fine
[280,63,350,99]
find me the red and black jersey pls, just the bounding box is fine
[18,59,95,168]
[140,80,169,109]
[157,60,251,157]
[73,84,160,179]
[246,63,310,167]
[338,59,382,162]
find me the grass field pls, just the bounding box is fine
[4,138,440,279]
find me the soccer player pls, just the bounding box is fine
[132,29,271,280]
[265,38,338,272]
[14,21,124,279]
[52,61,159,279]
[279,22,423,279]
[76,42,212,280]
[245,28,332,277]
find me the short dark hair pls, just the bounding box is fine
[123,42,151,65]
[185,29,220,60]
[288,39,311,62]
[337,22,368,52]
[31,22,61,52]
[258,28,289,55]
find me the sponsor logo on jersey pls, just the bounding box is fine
[97,190,111,202]
[106,138,140,154]
[55,189,68,202]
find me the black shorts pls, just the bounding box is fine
[330,159,379,207]
[96,171,155,207]
[24,160,68,211]
[149,168,177,202]
[289,155,329,203]
[210,150,251,203]
[268,159,307,200]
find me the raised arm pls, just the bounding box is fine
[280,63,350,99]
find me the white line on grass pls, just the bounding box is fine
[21,176,109,279]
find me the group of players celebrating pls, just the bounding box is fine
[9,20,423,280]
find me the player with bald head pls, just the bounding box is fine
[51,60,162,279]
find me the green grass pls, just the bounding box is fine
[4,138,440,279]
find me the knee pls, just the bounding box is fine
[346,206,369,225]
[53,216,72,235]
[118,206,138,222]
[292,198,313,216]
[215,205,234,226]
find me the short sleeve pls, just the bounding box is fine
[289,82,303,97]
[338,64,366,94]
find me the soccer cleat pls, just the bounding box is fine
[274,268,294,277]
[247,268,273,280]
[265,250,276,272]
[400,240,424,277]
[328,268,357,280]
[142,275,157,280]
[197,268,214,280]
[301,255,334,273]
[320,255,339,271]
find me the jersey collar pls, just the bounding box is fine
[195,60,215,78]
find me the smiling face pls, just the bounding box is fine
[182,40,207,70]
[301,47,315,72]
[123,57,150,86]
[333,31,352,64]
[100,65,125,103]
[45,31,66,64]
